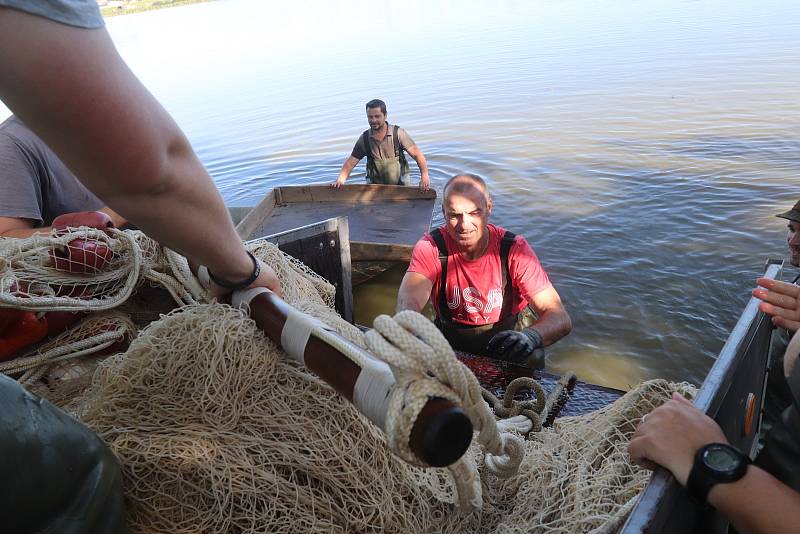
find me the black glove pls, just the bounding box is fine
[486,328,544,367]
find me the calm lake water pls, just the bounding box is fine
[8,0,799,389]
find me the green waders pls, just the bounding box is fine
[0,375,127,534]
[435,313,519,356]
[363,125,411,186]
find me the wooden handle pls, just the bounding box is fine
[245,290,472,467]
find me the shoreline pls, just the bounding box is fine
[101,0,212,18]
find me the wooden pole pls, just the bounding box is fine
[243,290,473,467]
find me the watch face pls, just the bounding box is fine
[703,445,740,473]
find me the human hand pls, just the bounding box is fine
[250,259,283,298]
[753,277,800,333]
[330,177,346,189]
[628,392,727,486]
[419,175,430,192]
[486,328,543,365]
[194,254,283,300]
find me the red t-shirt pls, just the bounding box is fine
[407,224,553,325]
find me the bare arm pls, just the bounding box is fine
[709,465,800,534]
[0,9,279,294]
[629,393,800,534]
[405,144,430,191]
[528,286,572,345]
[396,272,433,313]
[0,207,128,239]
[332,156,360,188]
[0,216,43,238]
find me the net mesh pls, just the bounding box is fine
[1,228,693,533]
[76,301,692,533]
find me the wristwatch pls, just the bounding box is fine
[686,442,750,505]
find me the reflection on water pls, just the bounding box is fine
[7,0,797,389]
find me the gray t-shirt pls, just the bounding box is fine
[0,116,104,227]
[0,0,104,29]
[351,124,416,161]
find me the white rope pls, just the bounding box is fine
[364,310,527,509]
[164,247,212,304]
[496,414,535,434]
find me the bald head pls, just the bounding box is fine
[441,173,493,257]
[443,173,491,208]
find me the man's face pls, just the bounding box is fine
[788,220,800,267]
[366,107,386,131]
[443,185,492,253]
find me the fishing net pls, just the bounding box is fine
[0,228,142,311]
[74,299,691,533]
[0,227,333,409]
[2,227,693,533]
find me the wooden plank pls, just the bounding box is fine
[235,190,276,241]
[248,198,432,247]
[227,206,252,227]
[275,184,436,203]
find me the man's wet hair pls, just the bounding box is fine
[365,99,387,115]
[443,173,491,205]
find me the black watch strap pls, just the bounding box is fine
[208,251,261,290]
[686,443,750,505]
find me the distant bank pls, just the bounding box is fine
[100,0,212,18]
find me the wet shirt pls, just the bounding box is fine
[0,0,104,28]
[350,123,415,161]
[0,116,104,226]
[408,224,553,326]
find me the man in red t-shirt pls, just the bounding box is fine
[396,174,572,367]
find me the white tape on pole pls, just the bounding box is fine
[231,286,271,309]
[280,308,329,364]
[353,355,395,429]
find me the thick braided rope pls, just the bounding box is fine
[364,311,526,507]
[482,377,546,432]
[281,313,461,467]
[0,312,136,377]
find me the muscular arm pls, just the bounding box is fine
[0,9,277,291]
[709,465,800,534]
[405,144,430,191]
[332,156,360,188]
[528,286,572,345]
[396,272,433,313]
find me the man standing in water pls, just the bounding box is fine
[331,99,431,191]
[396,173,571,368]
